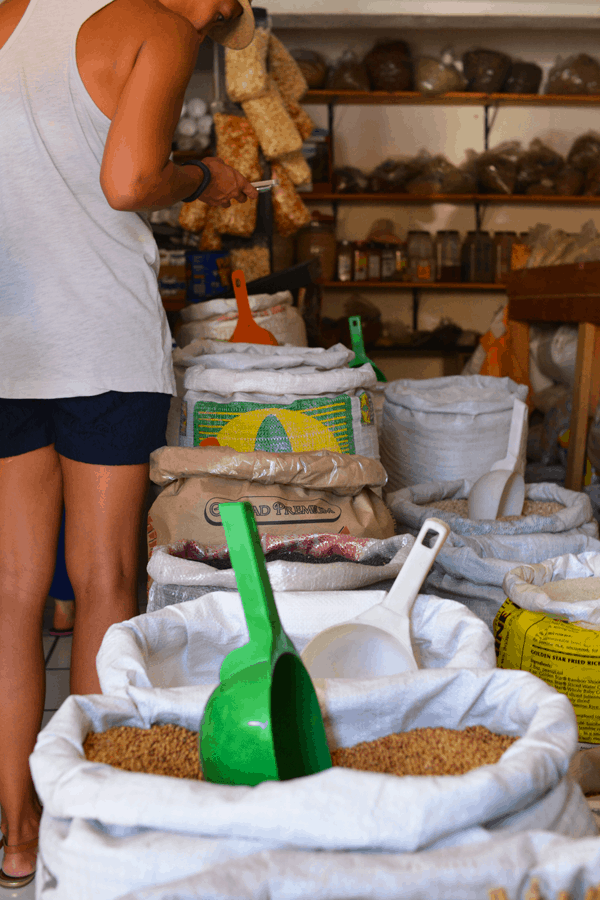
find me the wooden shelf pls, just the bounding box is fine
[303,90,600,107]
[320,281,506,290]
[302,193,600,204]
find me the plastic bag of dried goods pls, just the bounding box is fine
[225,28,269,103]
[178,199,208,233]
[97,590,496,695]
[556,164,586,196]
[198,206,223,251]
[515,139,564,194]
[271,163,312,237]
[547,53,600,95]
[281,98,315,141]
[568,132,600,172]
[326,49,370,91]
[502,60,543,94]
[276,148,312,186]
[363,40,413,91]
[333,166,370,193]
[405,154,476,195]
[31,667,593,900]
[415,47,466,94]
[268,34,308,103]
[213,113,262,182]
[473,141,522,194]
[291,49,328,89]
[368,154,426,192]
[462,48,512,92]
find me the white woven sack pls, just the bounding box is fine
[97,591,496,696]
[147,534,413,599]
[504,551,600,627]
[380,375,529,492]
[173,340,353,373]
[115,831,600,900]
[179,364,379,458]
[387,479,597,538]
[179,291,293,324]
[177,305,307,348]
[31,668,593,900]
[421,528,600,631]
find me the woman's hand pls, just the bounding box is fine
[187,157,259,208]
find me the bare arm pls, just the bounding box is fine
[99,15,257,212]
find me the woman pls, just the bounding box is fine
[0,0,258,886]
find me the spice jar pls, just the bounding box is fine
[336,240,353,282]
[296,213,337,282]
[494,231,516,284]
[352,241,369,282]
[407,231,435,283]
[435,231,461,282]
[367,243,381,281]
[380,242,407,281]
[462,231,495,283]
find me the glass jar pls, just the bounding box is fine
[296,214,337,282]
[352,241,369,281]
[435,230,461,282]
[468,231,495,283]
[367,243,381,281]
[494,231,516,284]
[407,230,435,283]
[380,243,396,281]
[511,232,531,271]
[336,240,353,282]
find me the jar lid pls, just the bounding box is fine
[436,230,460,235]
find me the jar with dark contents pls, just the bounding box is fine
[367,243,382,281]
[435,230,461,282]
[494,231,516,284]
[407,230,435,283]
[295,214,337,282]
[464,231,495,283]
[352,241,369,281]
[336,239,353,282]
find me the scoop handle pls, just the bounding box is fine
[231,269,254,328]
[490,398,528,473]
[219,502,285,679]
[348,316,367,366]
[381,517,450,614]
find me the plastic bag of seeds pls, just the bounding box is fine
[326,49,370,91]
[462,48,512,92]
[290,49,328,89]
[213,113,262,181]
[271,163,312,236]
[268,34,308,103]
[276,148,312,186]
[31,667,594,900]
[547,53,600,95]
[473,140,522,194]
[98,589,496,695]
[502,60,543,94]
[241,88,303,160]
[225,28,269,103]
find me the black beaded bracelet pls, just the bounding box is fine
[181,160,212,203]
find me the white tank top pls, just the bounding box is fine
[0,0,176,398]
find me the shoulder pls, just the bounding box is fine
[115,0,200,59]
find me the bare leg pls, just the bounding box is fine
[60,457,149,695]
[0,446,63,877]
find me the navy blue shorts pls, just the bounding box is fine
[0,391,173,465]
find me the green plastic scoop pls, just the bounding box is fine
[348,315,387,382]
[199,501,333,786]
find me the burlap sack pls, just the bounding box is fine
[147,447,394,581]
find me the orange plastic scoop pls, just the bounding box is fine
[229,269,279,346]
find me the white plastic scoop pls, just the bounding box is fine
[300,518,450,679]
[468,397,528,521]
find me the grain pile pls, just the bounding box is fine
[430,498,564,521]
[84,724,516,779]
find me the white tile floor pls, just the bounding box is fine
[1,582,148,898]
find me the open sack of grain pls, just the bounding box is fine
[386,479,600,631]
[146,533,415,610]
[113,833,600,900]
[167,341,352,447]
[380,375,528,493]
[31,668,594,900]
[176,290,307,348]
[96,591,495,697]
[146,449,393,578]
[179,358,379,458]
[496,551,600,745]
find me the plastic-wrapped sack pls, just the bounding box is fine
[497,551,600,742]
[363,40,413,91]
[176,292,307,348]
[514,139,564,194]
[367,155,425,193]
[569,132,600,172]
[31,666,593,900]
[97,591,496,696]
[325,50,370,91]
[462,48,512,92]
[405,154,476,195]
[332,166,370,193]
[180,362,379,458]
[472,140,522,194]
[146,533,414,608]
[380,375,528,492]
[110,832,600,900]
[547,54,600,95]
[147,447,392,563]
[290,49,328,89]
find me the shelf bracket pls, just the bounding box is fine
[475,201,482,232]
[412,287,420,332]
